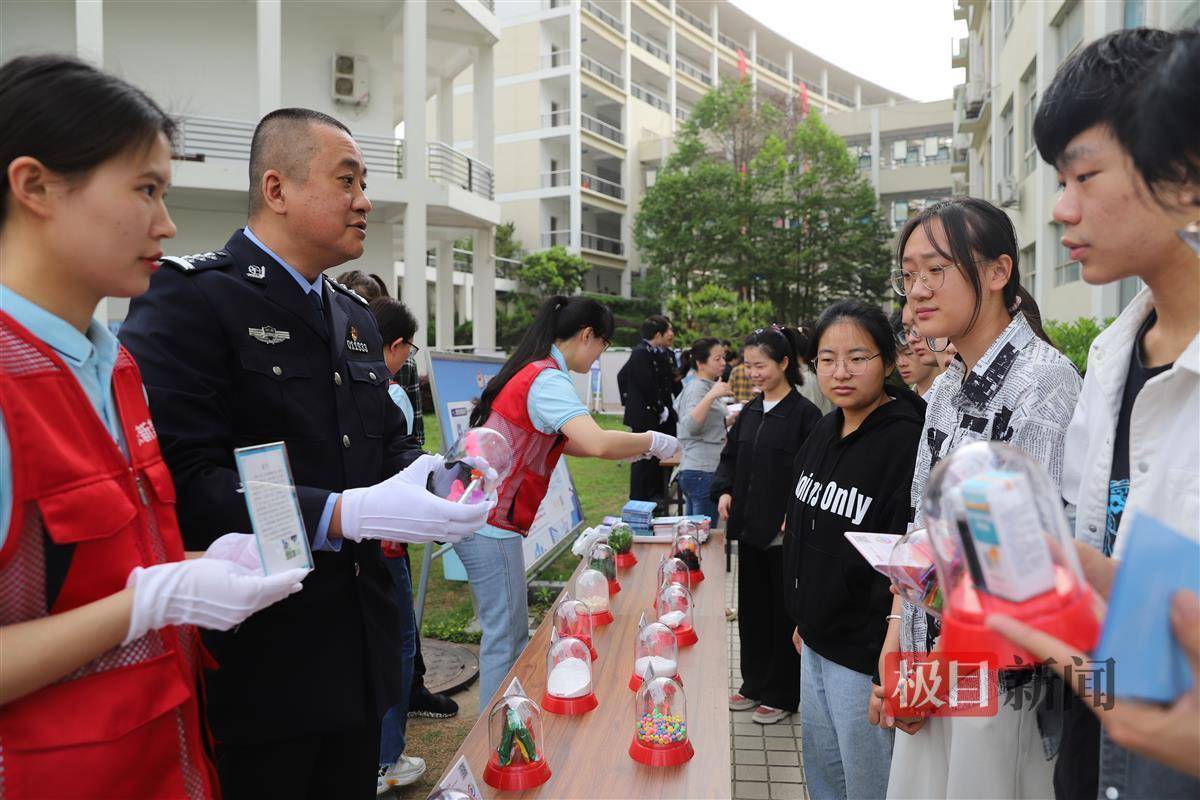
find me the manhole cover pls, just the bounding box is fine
[421,638,479,695]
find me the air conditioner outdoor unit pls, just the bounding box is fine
[332,53,369,107]
[998,177,1020,207]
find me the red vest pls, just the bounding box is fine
[0,312,217,799]
[484,358,568,534]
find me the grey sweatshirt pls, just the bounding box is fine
[673,377,728,472]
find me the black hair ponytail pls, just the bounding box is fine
[743,325,805,387]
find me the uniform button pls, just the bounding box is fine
[1138,461,1150,473]
[342,434,351,448]
[272,366,282,376]
[354,561,361,576]
[1105,787,1119,800]
[1088,524,1097,532]
[368,371,377,381]
[334,371,342,386]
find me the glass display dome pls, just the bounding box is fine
[427,427,513,504]
[427,790,472,800]
[483,692,551,790]
[629,619,680,691]
[921,441,1099,667]
[655,582,697,647]
[887,527,944,618]
[551,596,597,661]
[670,528,704,585]
[609,521,637,568]
[576,568,613,626]
[659,556,693,594]
[541,635,598,715]
[629,672,693,766]
[588,541,621,595]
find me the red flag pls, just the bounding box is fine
[737,49,747,80]
[800,81,809,119]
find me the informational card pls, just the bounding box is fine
[234,442,313,575]
[436,755,482,799]
[843,531,902,576]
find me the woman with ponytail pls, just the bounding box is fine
[462,295,679,708]
[877,197,1082,800]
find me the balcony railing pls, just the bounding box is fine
[676,6,711,35]
[631,82,668,112]
[631,30,669,62]
[675,106,691,122]
[582,0,624,33]
[756,55,786,79]
[581,231,624,256]
[829,90,855,107]
[541,108,570,128]
[718,32,746,53]
[540,49,571,69]
[798,77,822,96]
[541,229,572,248]
[580,53,623,89]
[427,141,494,200]
[676,57,712,85]
[581,112,624,145]
[541,169,571,188]
[580,171,625,200]
[426,247,474,273]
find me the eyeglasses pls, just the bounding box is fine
[753,324,784,336]
[815,353,882,376]
[401,339,420,356]
[890,263,961,296]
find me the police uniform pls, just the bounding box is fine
[119,228,419,799]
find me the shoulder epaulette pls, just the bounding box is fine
[324,277,369,306]
[159,250,230,273]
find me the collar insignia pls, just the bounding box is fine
[249,325,291,345]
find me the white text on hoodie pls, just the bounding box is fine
[794,472,873,526]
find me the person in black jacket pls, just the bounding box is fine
[618,314,674,503]
[712,325,821,725]
[782,300,924,799]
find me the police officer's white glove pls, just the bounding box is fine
[124,557,307,644]
[646,431,680,460]
[339,460,495,546]
[202,532,263,571]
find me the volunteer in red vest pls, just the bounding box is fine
[0,55,306,798]
[460,295,679,707]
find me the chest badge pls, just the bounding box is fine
[246,264,267,279]
[346,325,369,353]
[249,325,291,345]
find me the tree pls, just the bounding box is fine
[666,284,773,348]
[495,246,589,348]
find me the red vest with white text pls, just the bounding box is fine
[483,358,568,535]
[0,311,217,799]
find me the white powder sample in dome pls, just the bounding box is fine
[658,610,686,628]
[547,657,592,698]
[581,593,609,613]
[634,655,678,676]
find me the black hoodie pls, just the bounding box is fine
[782,384,925,677]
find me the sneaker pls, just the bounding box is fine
[752,705,790,724]
[378,754,426,791]
[729,693,758,711]
[408,687,459,719]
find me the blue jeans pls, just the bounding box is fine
[379,557,417,766]
[677,469,716,521]
[800,642,893,800]
[453,534,528,712]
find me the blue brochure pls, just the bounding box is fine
[1094,511,1199,702]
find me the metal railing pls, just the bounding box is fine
[675,106,691,122]
[425,248,474,273]
[677,6,711,35]
[541,169,571,188]
[174,114,404,178]
[540,49,571,69]
[581,112,624,145]
[580,171,625,200]
[582,0,624,33]
[631,82,669,112]
[756,55,785,79]
[496,256,522,280]
[580,53,623,89]
[631,30,669,62]
[541,229,573,248]
[829,90,855,108]
[427,141,494,200]
[541,109,571,128]
[581,230,624,256]
[718,32,746,53]
[676,57,712,85]
[798,77,822,96]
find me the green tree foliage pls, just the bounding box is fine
[666,284,773,348]
[1045,316,1112,374]
[495,246,590,348]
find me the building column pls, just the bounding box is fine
[667,5,677,130]
[786,50,794,101]
[76,0,106,323]
[709,3,718,46]
[474,44,495,168]
[435,239,455,349]
[473,227,497,353]
[707,1,718,83]
[403,0,428,348]
[854,83,862,110]
[256,0,282,115]
[569,4,582,253]
[821,67,829,99]
[748,28,757,100]
[869,107,881,195]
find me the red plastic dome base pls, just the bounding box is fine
[584,609,614,627]
[541,690,599,716]
[608,579,622,596]
[629,736,694,767]
[686,569,704,586]
[615,551,638,569]
[483,756,552,791]
[673,625,698,647]
[629,671,682,691]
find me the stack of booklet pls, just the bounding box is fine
[620,500,657,534]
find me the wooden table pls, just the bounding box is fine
[436,534,730,799]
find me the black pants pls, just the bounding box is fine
[403,550,428,691]
[629,425,662,502]
[737,541,800,712]
[216,721,379,800]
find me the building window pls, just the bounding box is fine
[1123,0,1145,28]
[1001,0,1015,35]
[1001,102,1015,183]
[1021,63,1038,177]
[1020,242,1036,297]
[1056,1,1084,65]
[644,167,657,188]
[1055,225,1081,286]
[1118,276,1141,310]
[892,199,909,229]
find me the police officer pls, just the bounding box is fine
[119,108,490,799]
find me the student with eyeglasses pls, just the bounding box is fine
[891,304,941,400]
[783,300,925,799]
[877,197,1081,800]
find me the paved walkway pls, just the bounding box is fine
[727,546,811,800]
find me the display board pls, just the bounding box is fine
[425,351,585,573]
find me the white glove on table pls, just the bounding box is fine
[339,454,495,545]
[124,545,307,644]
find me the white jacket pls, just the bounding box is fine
[1062,287,1200,557]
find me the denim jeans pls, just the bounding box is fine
[378,557,417,767]
[453,534,529,712]
[800,643,893,800]
[677,469,716,521]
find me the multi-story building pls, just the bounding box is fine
[950,0,1198,324]
[457,0,912,298]
[1,0,503,349]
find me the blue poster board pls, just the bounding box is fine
[425,351,585,577]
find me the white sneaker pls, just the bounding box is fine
[378,754,427,792]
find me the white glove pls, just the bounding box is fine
[571,526,608,557]
[339,463,495,545]
[202,532,262,571]
[124,557,307,644]
[659,406,669,424]
[646,431,680,460]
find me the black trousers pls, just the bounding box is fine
[737,541,800,712]
[216,721,379,800]
[628,425,662,503]
[403,550,428,690]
